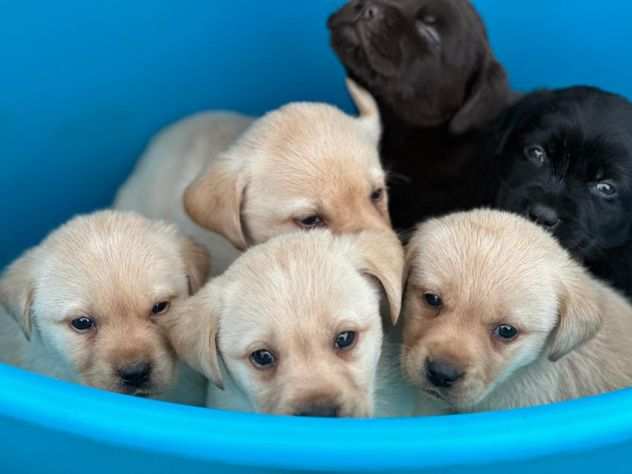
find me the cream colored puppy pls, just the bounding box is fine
[162,229,405,417]
[402,209,632,415]
[114,79,390,274]
[0,210,209,404]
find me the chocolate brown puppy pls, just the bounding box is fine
[328,0,512,230]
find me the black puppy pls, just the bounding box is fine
[328,0,512,230]
[491,86,632,298]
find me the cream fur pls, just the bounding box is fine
[402,209,632,414]
[0,210,210,405]
[114,80,390,276]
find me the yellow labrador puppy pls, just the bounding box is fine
[402,209,632,415]
[0,210,209,404]
[162,229,406,417]
[114,79,390,274]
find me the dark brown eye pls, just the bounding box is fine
[334,331,357,351]
[151,301,170,316]
[493,324,519,342]
[70,316,95,333]
[295,215,325,229]
[592,181,617,198]
[423,293,442,308]
[370,188,384,203]
[250,349,277,369]
[524,145,546,166]
[422,14,437,24]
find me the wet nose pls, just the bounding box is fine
[293,402,341,418]
[527,204,560,230]
[118,361,152,387]
[425,359,464,388]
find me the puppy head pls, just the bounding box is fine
[401,210,601,410]
[493,87,632,261]
[164,229,404,417]
[183,80,389,251]
[328,0,509,133]
[0,210,210,396]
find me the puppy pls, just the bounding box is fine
[402,209,632,414]
[328,0,512,230]
[161,229,407,417]
[489,86,632,299]
[0,210,210,404]
[114,80,391,274]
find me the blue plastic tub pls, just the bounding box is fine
[1,1,632,473]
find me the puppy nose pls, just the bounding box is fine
[425,359,464,388]
[527,204,560,230]
[118,361,152,387]
[293,403,341,418]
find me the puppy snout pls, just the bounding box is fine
[425,359,465,388]
[118,361,152,388]
[527,204,560,230]
[293,402,341,418]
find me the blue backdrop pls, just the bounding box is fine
[1,1,632,473]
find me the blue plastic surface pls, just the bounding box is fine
[1,1,632,472]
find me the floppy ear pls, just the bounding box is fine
[0,250,37,340]
[548,267,602,362]
[449,58,510,135]
[346,78,382,143]
[349,230,405,325]
[179,237,211,295]
[183,159,248,251]
[162,284,224,389]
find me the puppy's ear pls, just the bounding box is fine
[549,267,602,362]
[0,250,37,340]
[162,285,224,389]
[183,159,248,251]
[349,230,404,325]
[179,237,211,295]
[346,78,382,143]
[449,59,510,135]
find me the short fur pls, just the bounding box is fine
[402,209,632,414]
[114,80,391,275]
[0,210,210,404]
[328,0,512,230]
[161,229,409,417]
[489,86,632,299]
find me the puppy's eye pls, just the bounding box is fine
[334,331,357,352]
[416,15,440,46]
[250,349,276,369]
[592,181,618,198]
[423,292,442,308]
[151,301,170,316]
[70,317,96,334]
[523,145,547,166]
[421,14,437,25]
[493,324,519,342]
[370,188,385,203]
[294,215,325,230]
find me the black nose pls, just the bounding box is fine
[425,359,464,388]
[118,361,152,387]
[527,204,560,230]
[294,404,340,418]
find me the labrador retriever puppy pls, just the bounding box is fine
[328,0,512,231]
[161,229,408,417]
[0,210,210,404]
[114,80,391,274]
[402,209,632,414]
[489,86,632,299]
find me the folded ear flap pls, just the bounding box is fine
[548,267,603,362]
[183,159,248,251]
[179,237,211,295]
[346,78,382,143]
[0,250,37,340]
[350,230,404,325]
[162,286,224,389]
[449,58,510,135]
